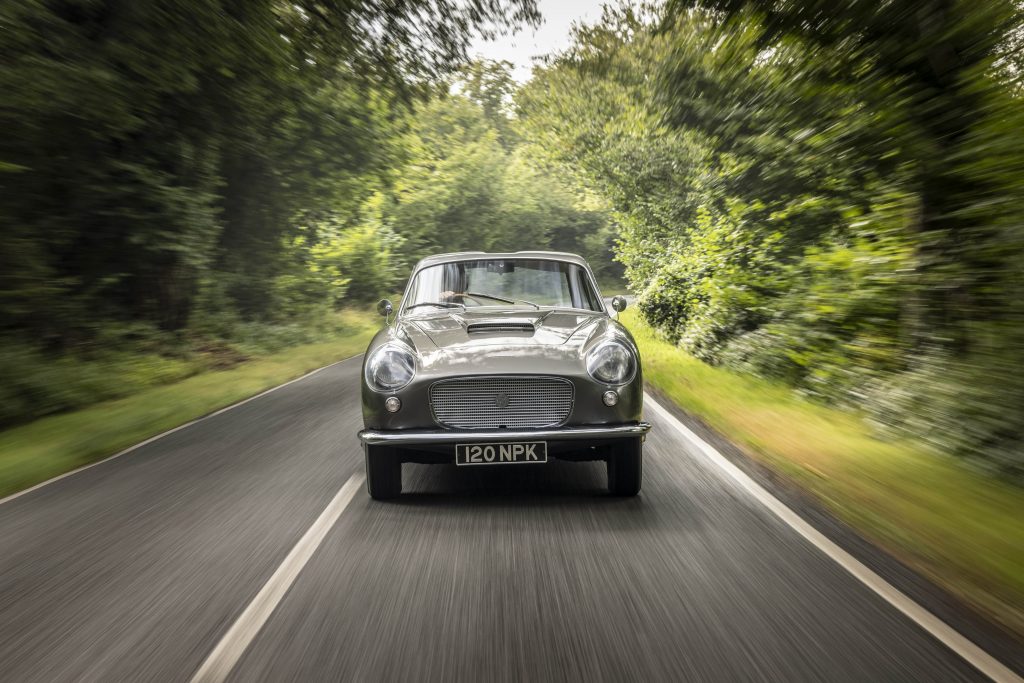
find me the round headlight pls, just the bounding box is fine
[365,344,416,392]
[586,341,636,385]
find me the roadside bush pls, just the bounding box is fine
[0,341,196,427]
[0,306,377,429]
[721,227,914,404]
[189,274,247,340]
[271,230,346,321]
[866,335,1024,477]
[312,198,404,304]
[637,204,783,362]
[229,321,323,356]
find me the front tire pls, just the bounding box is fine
[607,437,642,496]
[365,444,402,500]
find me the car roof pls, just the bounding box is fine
[413,251,590,269]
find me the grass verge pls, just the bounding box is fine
[0,310,378,500]
[623,310,1024,639]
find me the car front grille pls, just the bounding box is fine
[429,376,574,429]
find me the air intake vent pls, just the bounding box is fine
[466,322,535,334]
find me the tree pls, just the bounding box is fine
[662,0,1024,350]
[459,59,520,148]
[518,6,699,288]
[521,1,1024,472]
[0,0,540,335]
[383,61,617,269]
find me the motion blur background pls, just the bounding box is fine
[1,0,1023,645]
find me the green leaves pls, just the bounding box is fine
[0,0,539,335]
[521,2,1024,474]
[377,65,619,275]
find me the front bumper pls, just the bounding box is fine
[358,422,651,446]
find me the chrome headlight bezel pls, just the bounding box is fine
[364,342,417,393]
[586,339,637,386]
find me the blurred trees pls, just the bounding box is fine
[519,3,1024,474]
[0,0,539,341]
[382,78,619,279]
[0,0,625,427]
[9,0,1024,474]
[661,0,1024,352]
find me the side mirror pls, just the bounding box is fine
[611,296,628,313]
[376,299,393,318]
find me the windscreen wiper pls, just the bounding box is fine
[465,292,540,309]
[405,301,465,311]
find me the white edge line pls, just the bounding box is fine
[0,355,363,507]
[190,473,364,683]
[644,394,1021,683]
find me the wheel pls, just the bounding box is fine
[607,437,642,496]
[365,444,402,500]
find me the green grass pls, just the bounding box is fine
[624,310,1024,639]
[0,309,378,500]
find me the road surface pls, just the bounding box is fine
[0,356,1006,681]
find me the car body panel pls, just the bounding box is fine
[359,251,650,450]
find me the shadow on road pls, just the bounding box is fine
[377,459,709,537]
[399,460,613,502]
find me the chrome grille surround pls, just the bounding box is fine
[429,376,574,429]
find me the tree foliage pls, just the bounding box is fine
[520,3,1024,474]
[0,0,621,427]
[381,68,621,279]
[0,0,539,339]
[6,0,1024,475]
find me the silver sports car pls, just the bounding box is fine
[358,251,651,499]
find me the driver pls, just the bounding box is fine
[440,264,469,304]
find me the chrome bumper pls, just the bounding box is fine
[358,422,651,446]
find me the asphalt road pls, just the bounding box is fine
[0,355,999,681]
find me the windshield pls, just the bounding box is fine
[404,259,604,313]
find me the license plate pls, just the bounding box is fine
[455,441,548,466]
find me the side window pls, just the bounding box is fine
[567,265,600,310]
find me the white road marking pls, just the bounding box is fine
[190,473,364,683]
[644,394,1022,683]
[0,356,361,507]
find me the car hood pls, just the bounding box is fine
[395,308,614,375]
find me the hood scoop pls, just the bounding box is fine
[466,321,536,336]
